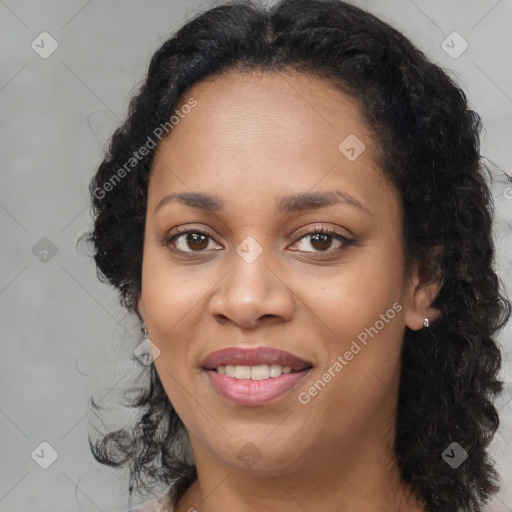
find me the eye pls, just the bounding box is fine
[164,227,222,253]
[164,224,354,255]
[290,225,354,253]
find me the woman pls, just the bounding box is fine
[86,0,511,510]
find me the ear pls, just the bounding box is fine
[136,293,146,322]
[403,263,443,331]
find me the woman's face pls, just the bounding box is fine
[139,70,434,478]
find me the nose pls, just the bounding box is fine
[208,249,296,330]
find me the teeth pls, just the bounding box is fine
[215,364,294,380]
[251,364,269,380]
[235,365,251,379]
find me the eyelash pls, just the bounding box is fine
[163,225,355,255]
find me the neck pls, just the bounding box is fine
[176,436,424,512]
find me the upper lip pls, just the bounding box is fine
[201,346,313,370]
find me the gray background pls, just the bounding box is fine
[1,0,511,511]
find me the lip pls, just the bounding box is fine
[201,346,313,406]
[201,346,312,370]
[206,369,311,406]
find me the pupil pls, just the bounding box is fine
[311,233,331,251]
[187,233,208,250]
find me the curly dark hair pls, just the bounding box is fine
[86,0,511,510]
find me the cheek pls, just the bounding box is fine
[294,246,406,402]
[141,246,215,331]
[301,252,404,340]
[140,251,216,398]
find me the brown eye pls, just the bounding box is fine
[310,232,334,251]
[165,228,222,253]
[184,233,209,251]
[291,227,354,254]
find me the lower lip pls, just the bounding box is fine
[205,369,311,406]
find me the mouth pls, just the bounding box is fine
[201,346,313,378]
[201,346,313,405]
[210,363,306,380]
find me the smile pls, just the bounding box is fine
[202,346,313,405]
[216,364,294,380]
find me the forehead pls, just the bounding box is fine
[149,70,394,216]
[167,69,374,153]
[179,69,365,124]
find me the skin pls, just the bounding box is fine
[138,70,441,512]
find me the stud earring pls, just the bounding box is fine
[423,318,430,328]
[141,322,148,335]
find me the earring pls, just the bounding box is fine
[141,322,148,335]
[423,318,430,328]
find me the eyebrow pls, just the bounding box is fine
[278,190,371,215]
[154,192,223,214]
[154,190,371,216]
